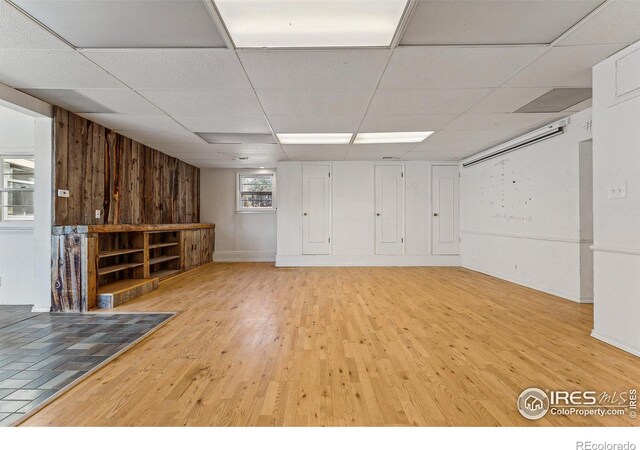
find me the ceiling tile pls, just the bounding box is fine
[400,1,603,45]
[563,97,593,112]
[268,115,362,133]
[238,50,390,89]
[139,90,263,116]
[444,112,561,131]
[505,43,627,87]
[11,0,226,48]
[187,159,278,169]
[367,88,493,115]
[515,88,592,113]
[113,130,203,148]
[219,151,287,161]
[0,0,68,49]
[82,49,251,90]
[359,114,457,132]
[174,115,271,133]
[403,150,459,161]
[346,144,416,160]
[557,0,640,46]
[284,146,350,161]
[467,87,551,113]
[160,150,228,160]
[0,49,125,89]
[413,129,526,158]
[20,88,113,113]
[257,89,372,116]
[78,113,185,133]
[74,89,162,114]
[205,143,283,154]
[379,47,546,89]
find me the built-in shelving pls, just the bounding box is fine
[150,269,181,281]
[149,255,180,265]
[98,262,144,276]
[98,248,144,258]
[52,223,214,312]
[149,242,178,250]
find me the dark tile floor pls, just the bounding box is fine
[0,305,172,426]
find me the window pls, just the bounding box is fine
[237,171,275,212]
[1,156,35,222]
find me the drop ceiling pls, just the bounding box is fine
[1,0,639,168]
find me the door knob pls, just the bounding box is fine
[433,213,439,217]
[376,213,380,216]
[303,212,308,216]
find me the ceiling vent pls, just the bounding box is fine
[514,88,592,113]
[197,132,277,144]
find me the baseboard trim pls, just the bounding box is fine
[461,264,588,304]
[31,306,51,313]
[214,251,276,262]
[276,254,460,267]
[591,331,640,357]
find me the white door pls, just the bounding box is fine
[375,164,404,255]
[302,164,331,255]
[432,165,460,255]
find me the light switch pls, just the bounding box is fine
[95,210,101,219]
[57,189,69,198]
[608,183,627,199]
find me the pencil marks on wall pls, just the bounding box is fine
[476,157,535,225]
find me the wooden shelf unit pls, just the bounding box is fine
[146,230,181,280]
[52,223,215,312]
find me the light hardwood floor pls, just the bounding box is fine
[21,263,639,426]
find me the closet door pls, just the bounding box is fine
[432,165,460,255]
[302,164,331,255]
[375,164,404,255]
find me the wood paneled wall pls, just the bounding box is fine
[53,107,200,226]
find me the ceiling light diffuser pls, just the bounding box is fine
[354,131,434,144]
[277,133,353,144]
[214,0,408,48]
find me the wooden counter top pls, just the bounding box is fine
[52,223,215,235]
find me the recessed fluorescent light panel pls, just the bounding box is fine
[214,0,408,48]
[354,131,434,144]
[277,133,353,144]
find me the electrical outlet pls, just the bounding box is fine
[608,183,627,199]
[57,189,69,198]
[95,210,101,219]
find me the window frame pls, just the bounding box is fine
[0,154,35,224]
[236,169,276,213]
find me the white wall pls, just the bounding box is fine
[591,41,640,356]
[276,160,460,266]
[0,103,52,311]
[460,109,594,303]
[200,168,277,262]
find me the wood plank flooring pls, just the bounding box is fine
[20,263,640,426]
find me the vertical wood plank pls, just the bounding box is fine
[52,107,201,226]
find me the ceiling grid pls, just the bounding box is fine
[1,0,637,167]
